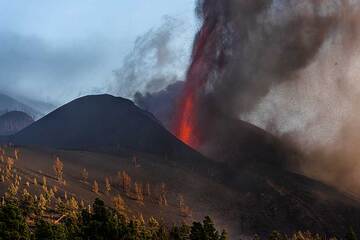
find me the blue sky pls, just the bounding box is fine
[0,0,197,105]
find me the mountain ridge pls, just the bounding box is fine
[0,93,41,119]
[0,111,34,135]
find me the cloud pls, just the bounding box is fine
[0,31,105,104]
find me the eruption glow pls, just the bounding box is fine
[174,21,217,148]
[176,93,196,146]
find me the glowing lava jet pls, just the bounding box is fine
[174,19,219,148]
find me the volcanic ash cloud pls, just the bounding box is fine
[177,0,360,192]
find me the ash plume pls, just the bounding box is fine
[180,0,360,192]
[110,16,194,99]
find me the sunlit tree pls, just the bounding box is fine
[92,180,99,194]
[53,157,64,181]
[81,168,89,183]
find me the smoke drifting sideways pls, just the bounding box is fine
[181,0,360,193]
[109,16,195,99]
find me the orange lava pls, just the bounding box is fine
[174,21,217,148]
[177,93,197,147]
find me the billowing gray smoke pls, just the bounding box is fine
[196,0,352,114]
[110,16,194,99]
[192,0,360,193]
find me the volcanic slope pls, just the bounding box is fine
[11,95,208,164]
[4,94,360,238]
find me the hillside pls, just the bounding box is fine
[0,93,41,119]
[0,111,34,136]
[3,94,360,238]
[0,146,359,239]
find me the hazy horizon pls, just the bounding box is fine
[0,0,197,106]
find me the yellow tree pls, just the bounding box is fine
[119,171,131,194]
[113,195,126,213]
[145,183,151,197]
[134,182,144,203]
[80,200,85,209]
[178,194,192,218]
[53,157,64,181]
[5,157,14,178]
[105,177,111,194]
[81,168,89,183]
[158,183,168,206]
[38,194,47,215]
[42,176,48,193]
[14,148,20,160]
[178,194,185,209]
[92,180,99,194]
[68,197,79,218]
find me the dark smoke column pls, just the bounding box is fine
[174,0,274,148]
[173,3,220,148]
[174,0,340,150]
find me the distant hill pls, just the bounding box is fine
[0,111,34,136]
[16,96,57,115]
[0,93,41,119]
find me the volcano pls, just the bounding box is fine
[10,94,206,163]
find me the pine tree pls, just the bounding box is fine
[132,155,139,167]
[0,202,31,239]
[42,176,47,188]
[134,182,144,203]
[6,182,19,200]
[105,177,111,193]
[81,168,89,183]
[37,194,47,215]
[190,216,227,240]
[68,197,79,218]
[178,194,192,218]
[20,188,35,217]
[159,183,168,206]
[346,227,358,240]
[119,171,131,194]
[92,180,99,194]
[53,157,64,181]
[5,157,14,178]
[112,195,126,213]
[145,183,151,197]
[80,200,85,209]
[42,176,48,193]
[14,148,20,160]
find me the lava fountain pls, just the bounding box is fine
[173,18,218,148]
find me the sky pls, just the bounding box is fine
[0,0,197,106]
